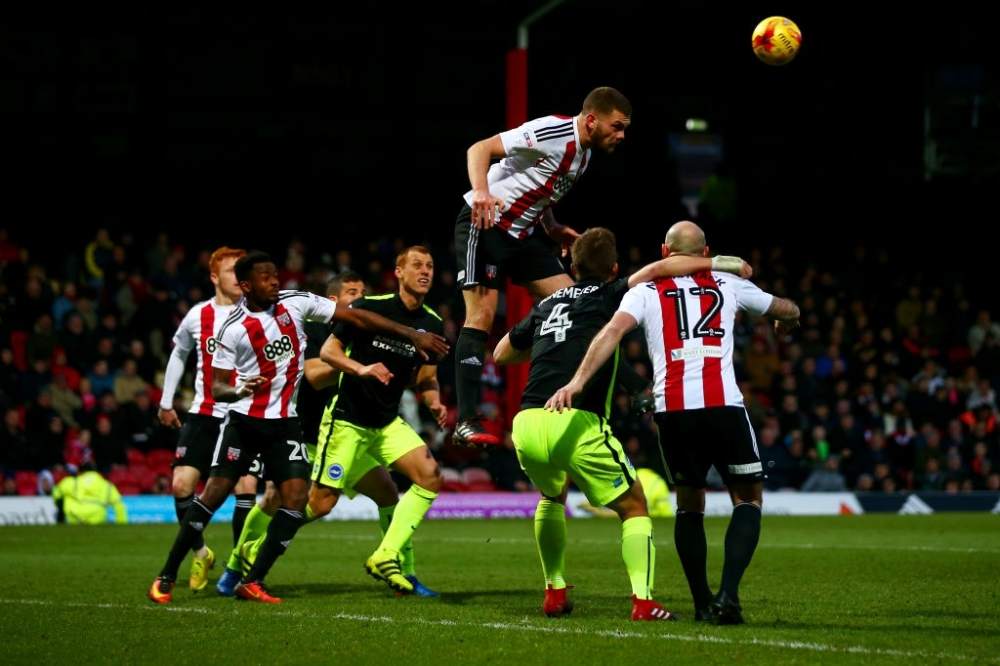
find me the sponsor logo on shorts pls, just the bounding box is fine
[175,447,187,459]
[613,476,624,488]
[485,264,497,280]
[327,464,344,480]
[226,447,241,462]
[460,356,483,366]
[457,270,466,282]
[523,131,533,147]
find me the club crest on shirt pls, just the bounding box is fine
[277,312,292,327]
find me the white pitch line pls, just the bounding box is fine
[0,598,209,614]
[1,598,994,663]
[297,532,1000,554]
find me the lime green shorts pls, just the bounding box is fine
[311,415,424,495]
[512,407,636,507]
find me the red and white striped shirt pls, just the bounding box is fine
[463,115,590,239]
[618,272,774,413]
[212,291,337,419]
[167,299,236,418]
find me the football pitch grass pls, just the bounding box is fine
[1,514,998,665]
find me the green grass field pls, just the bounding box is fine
[1,514,998,665]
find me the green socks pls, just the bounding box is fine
[377,485,436,558]
[534,499,567,589]
[226,503,272,571]
[379,505,415,576]
[622,516,655,600]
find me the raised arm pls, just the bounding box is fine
[627,255,751,288]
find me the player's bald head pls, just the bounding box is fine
[664,221,706,256]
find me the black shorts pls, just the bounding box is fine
[210,412,309,485]
[174,413,224,477]
[654,407,764,488]
[454,204,567,290]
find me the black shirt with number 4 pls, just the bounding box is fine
[510,277,635,418]
[332,294,444,429]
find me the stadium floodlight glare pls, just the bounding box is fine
[686,118,709,132]
[518,0,568,48]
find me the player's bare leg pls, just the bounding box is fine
[524,273,574,300]
[607,481,676,621]
[709,481,764,625]
[306,482,341,518]
[455,286,501,446]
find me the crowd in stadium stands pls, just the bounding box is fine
[1,228,998,497]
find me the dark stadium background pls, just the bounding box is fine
[4,4,995,278]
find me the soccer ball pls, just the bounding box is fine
[752,16,802,65]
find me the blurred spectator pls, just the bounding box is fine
[744,336,780,391]
[49,373,82,428]
[113,359,148,404]
[801,455,848,492]
[966,379,997,411]
[53,460,127,525]
[968,310,1000,356]
[120,390,160,451]
[28,314,58,362]
[0,347,18,405]
[895,287,923,332]
[84,228,114,285]
[91,414,126,472]
[759,425,793,490]
[87,359,115,397]
[918,457,946,490]
[1,408,30,472]
[21,358,52,403]
[126,339,158,383]
[59,312,93,368]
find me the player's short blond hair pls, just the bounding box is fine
[395,245,432,268]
